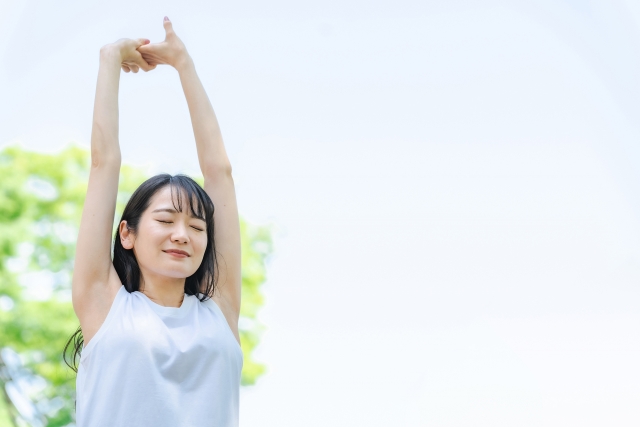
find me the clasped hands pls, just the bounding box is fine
[102,16,189,73]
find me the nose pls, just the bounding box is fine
[171,222,189,244]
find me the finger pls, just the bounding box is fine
[136,55,155,72]
[122,64,131,73]
[138,42,166,60]
[163,16,175,37]
[137,38,151,47]
[129,49,153,71]
[140,54,161,65]
[144,64,157,72]
[130,64,140,73]
[137,46,157,60]
[139,57,155,67]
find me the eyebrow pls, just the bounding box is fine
[151,208,204,220]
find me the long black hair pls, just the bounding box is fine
[63,174,218,372]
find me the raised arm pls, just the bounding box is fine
[181,57,241,341]
[72,39,154,345]
[139,18,242,342]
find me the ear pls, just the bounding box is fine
[119,220,135,250]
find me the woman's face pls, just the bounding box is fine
[120,186,208,280]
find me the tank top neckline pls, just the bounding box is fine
[134,290,195,318]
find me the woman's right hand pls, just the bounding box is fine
[101,38,156,73]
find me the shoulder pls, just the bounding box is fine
[198,293,241,345]
[75,271,125,347]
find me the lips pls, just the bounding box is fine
[163,249,190,257]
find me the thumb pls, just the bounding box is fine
[137,38,150,47]
[163,16,174,36]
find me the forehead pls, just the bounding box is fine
[147,186,200,215]
[148,186,175,205]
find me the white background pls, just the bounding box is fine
[1,0,640,425]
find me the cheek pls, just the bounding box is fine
[137,224,166,251]
[194,234,208,255]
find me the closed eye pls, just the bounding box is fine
[158,220,203,232]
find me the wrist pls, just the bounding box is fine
[99,45,122,64]
[174,53,194,73]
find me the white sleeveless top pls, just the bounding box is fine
[75,285,243,427]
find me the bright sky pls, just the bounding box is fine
[1,0,640,425]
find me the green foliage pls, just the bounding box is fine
[238,216,272,384]
[0,144,272,425]
[0,394,12,427]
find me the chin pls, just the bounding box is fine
[143,258,198,279]
[164,268,195,279]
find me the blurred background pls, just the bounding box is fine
[1,0,640,425]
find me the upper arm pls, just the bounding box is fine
[204,170,242,331]
[71,158,123,340]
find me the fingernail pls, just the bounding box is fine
[164,16,169,22]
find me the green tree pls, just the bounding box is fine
[0,144,272,427]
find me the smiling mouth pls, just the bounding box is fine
[163,250,190,257]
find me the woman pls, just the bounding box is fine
[65,16,243,427]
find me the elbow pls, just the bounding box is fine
[90,124,121,168]
[203,162,233,179]
[90,149,121,169]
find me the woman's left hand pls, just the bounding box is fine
[137,16,190,70]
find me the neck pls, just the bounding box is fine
[138,271,186,308]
